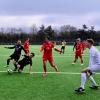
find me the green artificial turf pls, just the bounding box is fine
[0,45,100,100]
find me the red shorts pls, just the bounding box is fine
[75,52,82,58]
[43,55,53,63]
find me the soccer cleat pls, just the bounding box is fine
[75,87,85,93]
[18,69,22,73]
[72,62,76,65]
[89,85,99,90]
[81,63,84,66]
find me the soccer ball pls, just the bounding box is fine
[7,69,13,74]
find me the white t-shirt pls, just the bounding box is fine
[89,46,100,67]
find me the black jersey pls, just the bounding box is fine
[7,44,26,55]
[18,55,32,66]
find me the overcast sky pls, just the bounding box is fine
[0,0,100,29]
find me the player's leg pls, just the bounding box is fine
[16,60,24,73]
[6,57,12,67]
[79,55,84,66]
[17,64,21,73]
[6,54,15,67]
[75,69,88,93]
[50,62,59,72]
[49,57,59,72]
[75,68,99,93]
[63,47,65,54]
[13,55,20,71]
[89,75,98,89]
[87,66,99,89]
[72,55,78,64]
[80,70,87,90]
[42,55,48,77]
[60,47,63,54]
[18,65,24,73]
[43,60,47,77]
[13,60,18,71]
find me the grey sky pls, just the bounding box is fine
[0,0,100,29]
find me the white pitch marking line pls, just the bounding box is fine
[0,71,100,75]
[0,55,89,57]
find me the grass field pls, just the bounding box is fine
[0,45,100,100]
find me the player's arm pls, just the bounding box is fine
[4,45,15,49]
[40,45,44,52]
[54,48,62,53]
[52,42,62,53]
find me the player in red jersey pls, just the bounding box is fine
[81,40,86,54]
[23,38,30,54]
[40,37,61,77]
[72,38,84,66]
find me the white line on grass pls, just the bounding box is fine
[0,71,100,75]
[0,55,89,57]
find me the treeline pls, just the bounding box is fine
[0,24,100,44]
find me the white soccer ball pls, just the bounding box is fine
[7,69,13,74]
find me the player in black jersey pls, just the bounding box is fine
[16,53,35,73]
[60,41,66,54]
[5,40,27,71]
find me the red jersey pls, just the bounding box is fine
[24,39,30,53]
[75,43,83,54]
[42,41,54,57]
[82,42,86,51]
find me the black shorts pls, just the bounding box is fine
[61,46,65,50]
[18,61,25,70]
[19,65,24,70]
[10,54,20,62]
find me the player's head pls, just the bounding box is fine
[52,41,56,45]
[86,39,94,48]
[76,38,81,43]
[17,40,21,45]
[27,38,30,41]
[30,53,35,58]
[44,36,50,42]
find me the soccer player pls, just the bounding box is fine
[60,41,66,54]
[72,38,84,66]
[23,38,30,54]
[16,53,35,73]
[40,37,61,77]
[81,40,86,54]
[5,40,27,71]
[75,39,100,93]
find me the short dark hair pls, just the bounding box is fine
[45,36,50,40]
[31,53,35,57]
[87,39,94,45]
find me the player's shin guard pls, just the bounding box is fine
[80,73,87,89]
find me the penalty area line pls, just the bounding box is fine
[0,71,100,75]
